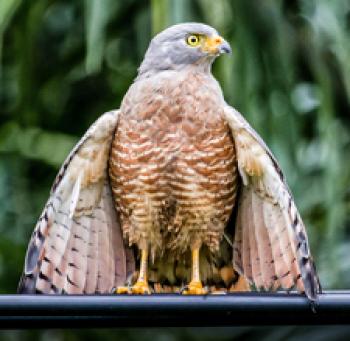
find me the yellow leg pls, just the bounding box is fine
[116,249,151,295]
[182,247,208,295]
[131,248,151,294]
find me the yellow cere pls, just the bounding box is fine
[202,35,223,54]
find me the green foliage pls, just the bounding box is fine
[0,0,350,339]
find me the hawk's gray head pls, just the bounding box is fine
[138,23,231,77]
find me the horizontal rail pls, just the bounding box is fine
[0,292,349,328]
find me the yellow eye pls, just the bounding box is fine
[186,34,201,46]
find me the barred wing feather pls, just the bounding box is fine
[224,106,321,300]
[18,110,135,294]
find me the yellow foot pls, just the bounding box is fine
[115,286,131,294]
[130,280,151,295]
[182,281,208,295]
[115,281,151,295]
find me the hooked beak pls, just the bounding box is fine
[218,39,232,54]
[202,35,232,55]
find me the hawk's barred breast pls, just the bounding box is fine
[109,71,238,258]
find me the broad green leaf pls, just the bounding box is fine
[84,0,118,74]
[0,0,22,72]
[0,121,77,167]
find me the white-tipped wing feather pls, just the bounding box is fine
[18,110,135,294]
[224,106,320,300]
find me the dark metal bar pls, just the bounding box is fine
[0,292,349,328]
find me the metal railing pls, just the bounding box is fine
[0,292,349,328]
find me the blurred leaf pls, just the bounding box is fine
[170,0,189,24]
[0,121,77,167]
[197,0,232,31]
[0,0,21,73]
[151,0,170,34]
[0,0,21,33]
[84,0,118,74]
[291,83,321,113]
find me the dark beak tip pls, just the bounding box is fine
[221,46,232,54]
[219,40,232,54]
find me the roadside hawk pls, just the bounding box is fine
[18,23,321,300]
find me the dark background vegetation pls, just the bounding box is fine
[0,0,349,339]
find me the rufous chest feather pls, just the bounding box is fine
[109,71,237,254]
[116,72,231,151]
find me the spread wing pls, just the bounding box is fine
[224,106,321,300]
[18,110,135,294]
